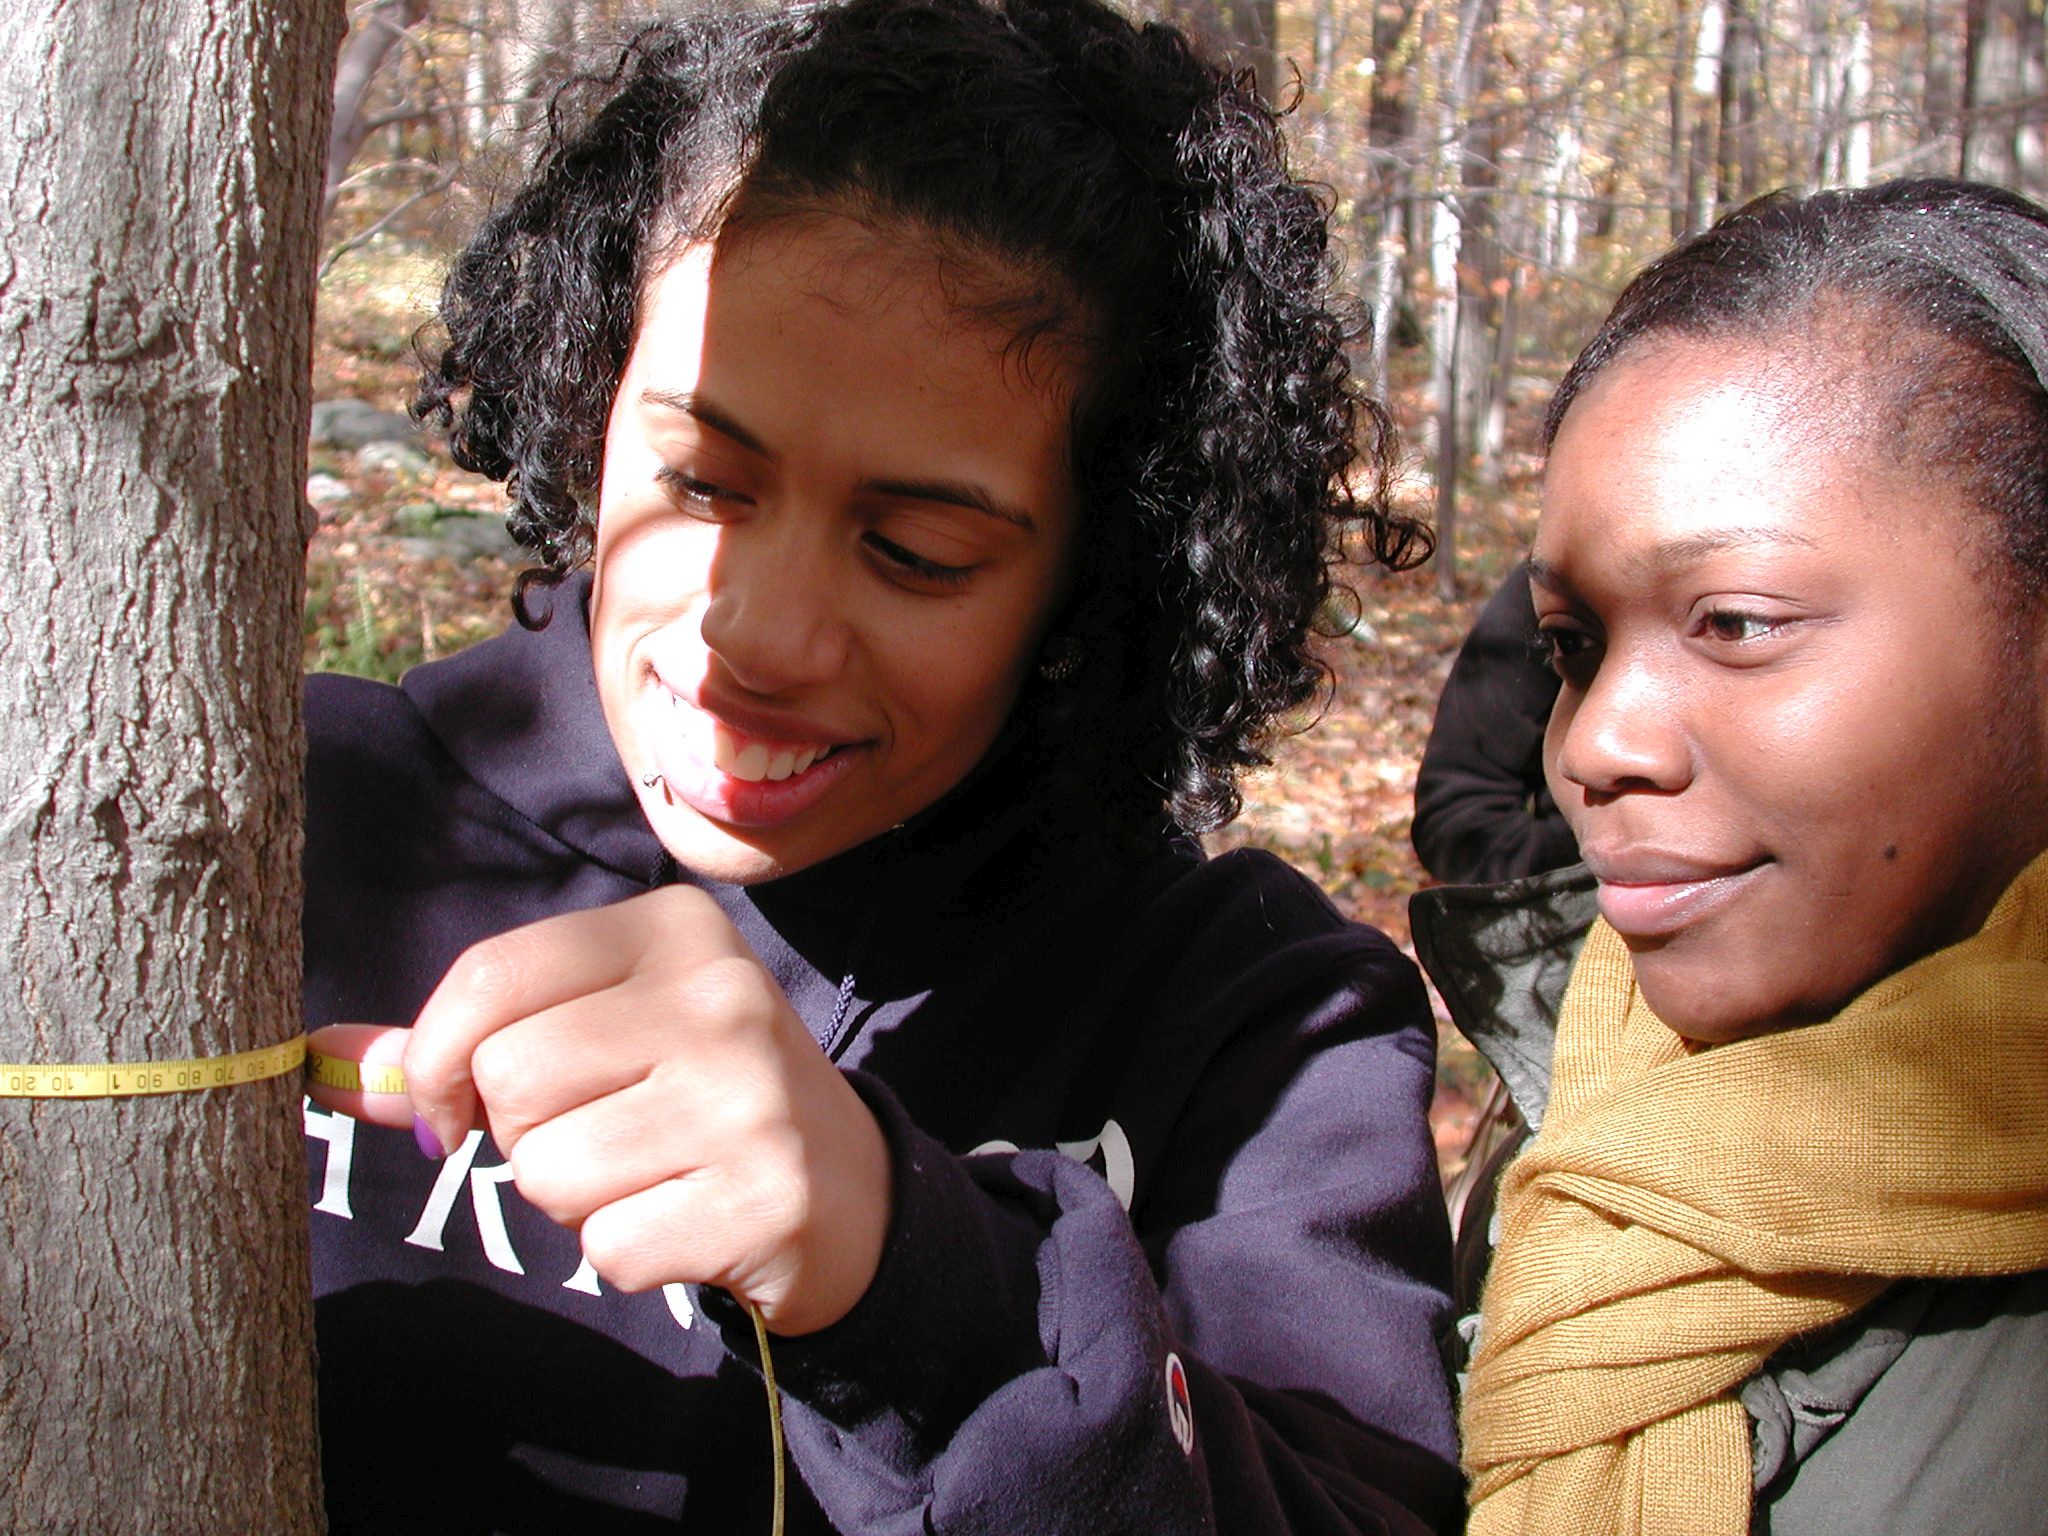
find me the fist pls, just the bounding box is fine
[307,885,892,1335]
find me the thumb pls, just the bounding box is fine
[306,1023,416,1131]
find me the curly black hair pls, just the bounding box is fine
[1546,177,2048,616]
[417,0,1428,834]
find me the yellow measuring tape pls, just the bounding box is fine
[2,1034,789,1534]
[303,1048,408,1096]
[0,1036,306,1098]
[0,1033,788,1534]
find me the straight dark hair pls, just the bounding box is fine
[1547,177,2048,609]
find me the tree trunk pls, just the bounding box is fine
[1808,2,1875,187]
[2017,0,2046,195]
[1366,218,1404,397]
[1312,0,1342,86]
[1451,0,1504,494]
[0,0,339,1529]
[1958,0,2036,184]
[1717,0,1764,203]
[325,0,427,222]
[1843,12,1875,186]
[1424,0,1493,595]
[1923,0,1961,167]
[1477,269,1519,493]
[1668,0,1695,236]
[1355,0,1420,397]
[1962,0,1994,176]
[1688,0,1725,231]
[1540,119,1585,268]
[466,0,495,153]
[1807,0,1838,181]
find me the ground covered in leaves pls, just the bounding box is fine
[308,240,1549,1182]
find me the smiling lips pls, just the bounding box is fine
[1583,852,1766,939]
[712,723,834,783]
[645,680,857,827]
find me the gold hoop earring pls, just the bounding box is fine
[1036,635,1084,683]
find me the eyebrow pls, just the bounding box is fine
[640,389,770,458]
[866,476,1038,532]
[1529,526,1819,593]
[638,388,1039,533]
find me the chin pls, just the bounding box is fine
[680,846,798,886]
[1632,966,1805,1045]
[646,807,809,886]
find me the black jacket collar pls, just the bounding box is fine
[398,572,1178,982]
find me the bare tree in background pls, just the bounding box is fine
[0,0,339,1528]
[1961,0,2048,190]
[314,0,2048,617]
[329,0,430,220]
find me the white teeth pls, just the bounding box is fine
[708,722,829,783]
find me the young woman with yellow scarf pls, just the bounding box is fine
[1433,179,2048,1535]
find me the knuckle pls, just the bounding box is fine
[444,930,537,1011]
[648,882,721,924]
[747,1154,813,1243]
[507,1133,578,1224]
[467,1028,530,1110]
[686,955,781,1036]
[640,885,754,962]
[579,1208,655,1293]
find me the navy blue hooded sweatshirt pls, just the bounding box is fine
[302,577,1462,1535]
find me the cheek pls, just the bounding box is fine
[884,602,1042,752]
[1540,692,1575,808]
[594,511,717,617]
[589,518,720,728]
[871,551,1070,784]
[1748,661,1987,843]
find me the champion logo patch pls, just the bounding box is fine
[1164,1352,1195,1455]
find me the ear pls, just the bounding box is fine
[2023,597,2048,779]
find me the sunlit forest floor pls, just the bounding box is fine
[308,241,1549,1183]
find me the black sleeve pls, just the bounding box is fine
[704,869,1463,1535]
[1411,565,1575,886]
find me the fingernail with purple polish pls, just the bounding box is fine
[413,1114,445,1160]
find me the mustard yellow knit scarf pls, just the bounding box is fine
[1461,849,2048,1536]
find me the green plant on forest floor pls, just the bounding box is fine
[305,563,421,683]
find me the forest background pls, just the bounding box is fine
[311,0,2048,1173]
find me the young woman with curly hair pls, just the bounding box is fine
[300,1,1459,1531]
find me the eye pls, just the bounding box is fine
[1694,605,1787,646]
[863,531,977,589]
[655,465,749,518]
[1533,620,1599,684]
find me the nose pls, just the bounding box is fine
[1545,642,1692,802]
[698,512,851,696]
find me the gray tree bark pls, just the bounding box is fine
[1962,0,2047,193]
[1716,0,1765,203]
[326,0,429,220]
[1686,0,1725,232]
[1423,0,1496,597]
[1668,0,1695,235]
[0,0,341,1529]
